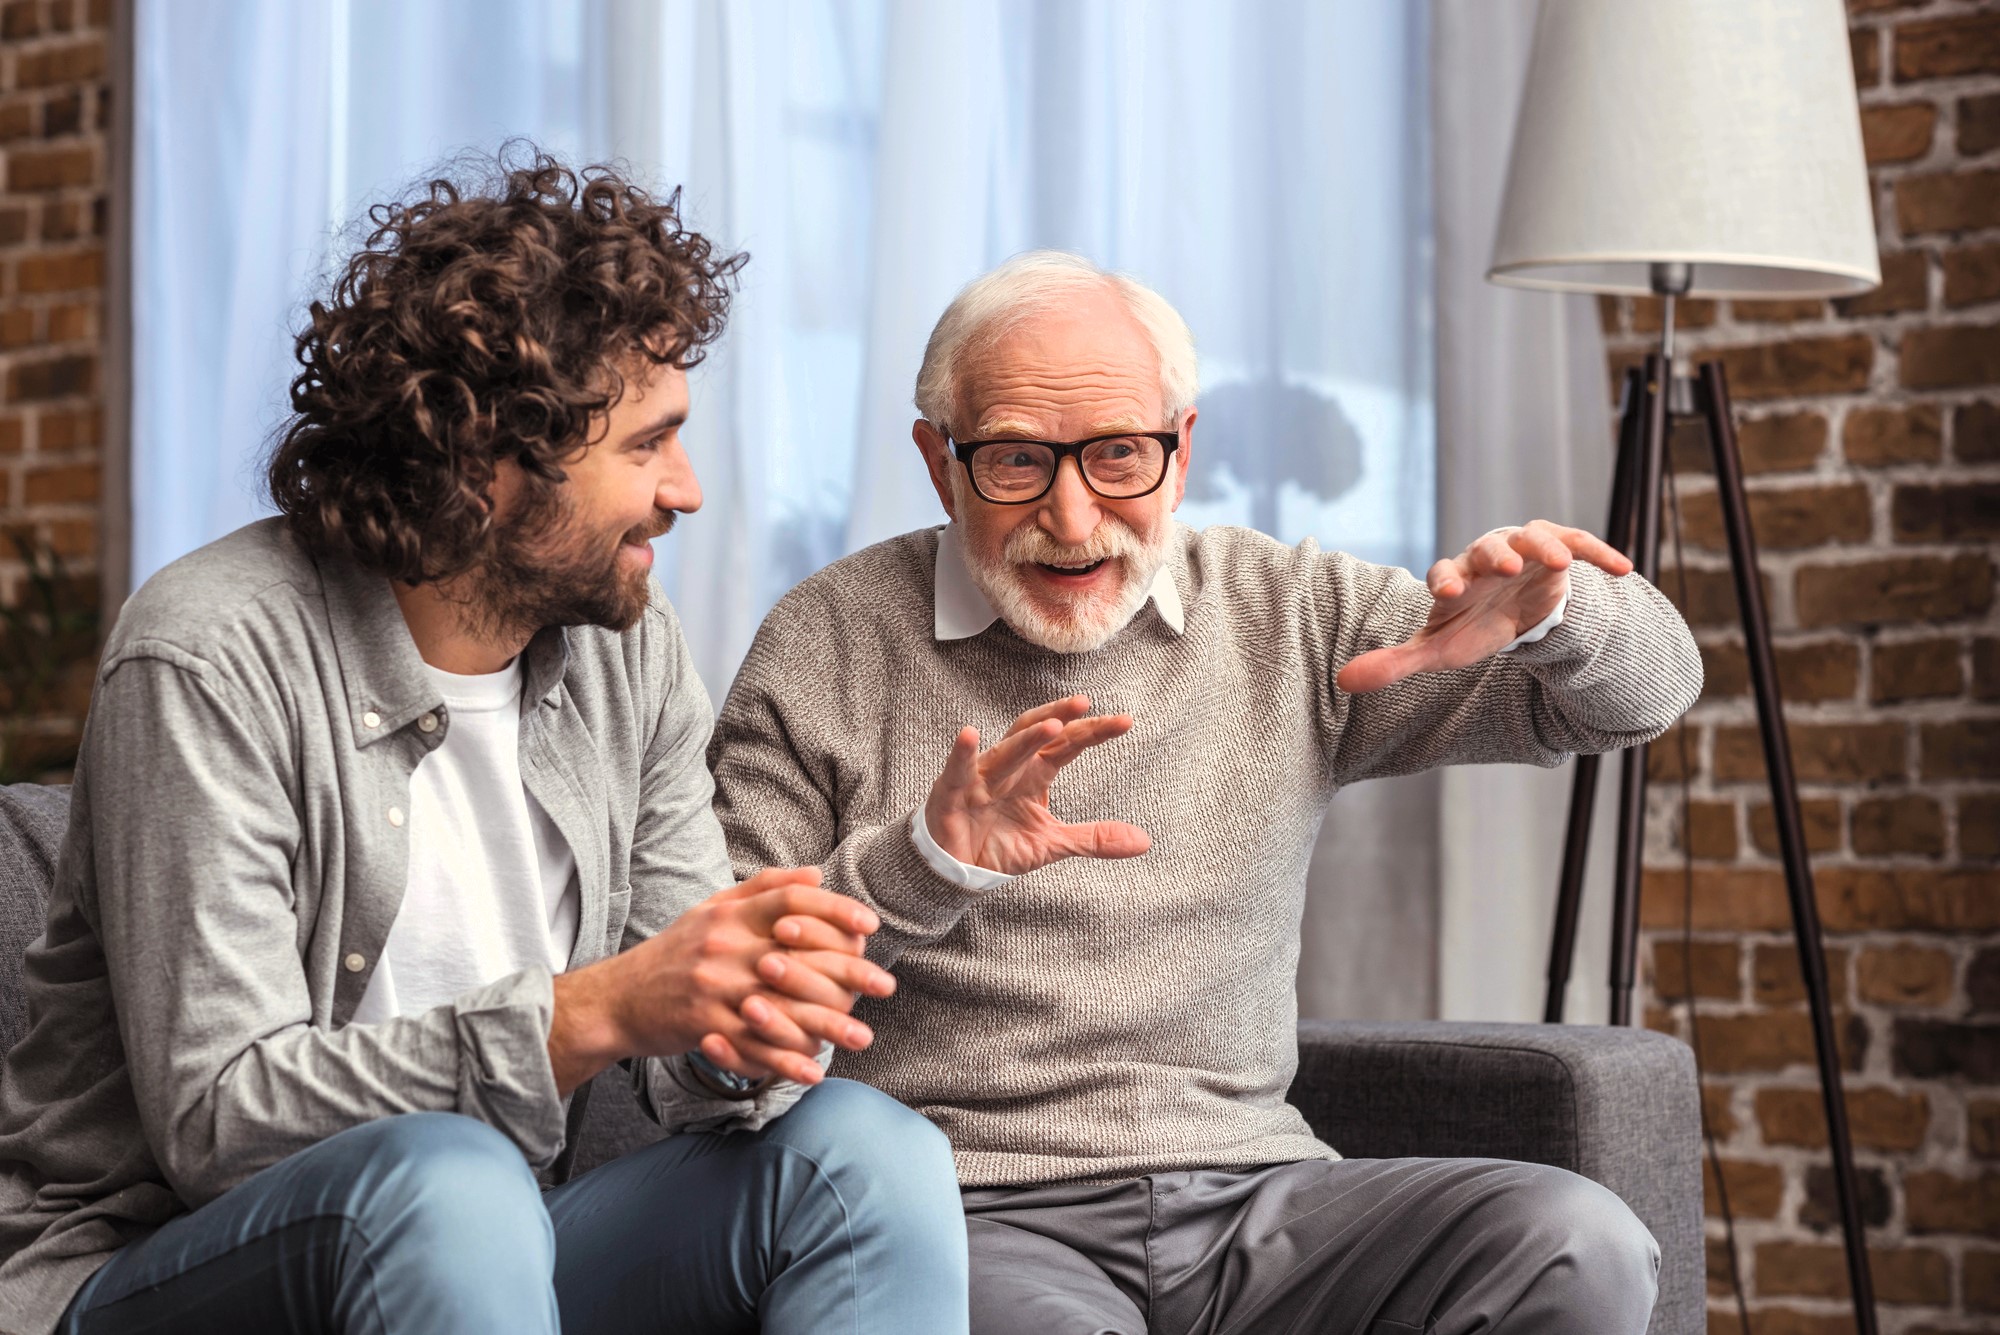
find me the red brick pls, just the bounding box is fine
[12,37,105,89]
[1857,944,1955,1007]
[1871,638,1962,702]
[1646,722,1696,782]
[1898,170,2000,235]
[0,206,28,248]
[1965,793,2000,858]
[5,145,93,192]
[1895,13,2000,82]
[1641,866,1790,933]
[1712,335,1874,400]
[1971,1246,2000,1312]
[0,416,23,456]
[1835,250,1927,318]
[1975,1100,2000,1159]
[1900,321,2000,389]
[1843,403,1941,466]
[0,306,34,350]
[1795,554,1994,628]
[1681,799,1738,859]
[1894,481,2000,542]
[44,301,89,343]
[1630,296,1716,334]
[1749,797,1844,857]
[1922,719,2000,780]
[1652,938,1739,1001]
[1660,563,1773,629]
[1668,411,1831,477]
[1960,400,2000,463]
[37,406,96,451]
[1702,640,1859,704]
[1713,721,1904,784]
[0,98,33,144]
[1696,1011,1821,1074]
[1817,866,2000,932]
[1755,942,1852,1007]
[1704,1308,1859,1335]
[1977,639,2000,699]
[1906,1170,2000,1236]
[1964,91,2000,157]
[20,461,95,505]
[1860,100,1936,164]
[1851,793,1947,856]
[1755,1241,1949,1304]
[44,518,91,559]
[1,0,40,39]
[1702,1157,1782,1218]
[1948,241,2000,309]
[1853,26,1881,88]
[13,248,100,295]
[1677,482,1871,552]
[1731,297,1825,324]
[4,352,92,402]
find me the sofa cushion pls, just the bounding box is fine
[0,782,67,1052]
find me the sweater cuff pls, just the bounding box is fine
[835,812,984,965]
[1504,562,1616,668]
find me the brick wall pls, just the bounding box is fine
[1614,2,2000,1330]
[0,0,105,780]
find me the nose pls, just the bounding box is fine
[1037,457,1102,548]
[657,443,703,515]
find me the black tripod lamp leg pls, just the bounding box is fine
[1698,361,1879,1333]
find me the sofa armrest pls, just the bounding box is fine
[1290,1020,1702,1335]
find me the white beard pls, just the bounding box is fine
[955,489,1173,654]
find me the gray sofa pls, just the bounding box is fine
[0,783,1702,1333]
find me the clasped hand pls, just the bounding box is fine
[1335,519,1631,694]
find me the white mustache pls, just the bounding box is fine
[1003,518,1141,568]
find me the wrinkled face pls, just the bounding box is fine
[476,359,699,637]
[916,286,1193,654]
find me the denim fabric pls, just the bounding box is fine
[63,1080,967,1335]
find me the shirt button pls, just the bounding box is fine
[417,712,439,733]
[344,952,366,973]
[387,806,404,828]
[362,710,381,729]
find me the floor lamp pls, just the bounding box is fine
[1486,2,1883,1330]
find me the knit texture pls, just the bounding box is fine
[709,524,1702,1187]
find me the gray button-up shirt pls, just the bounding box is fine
[0,519,797,1335]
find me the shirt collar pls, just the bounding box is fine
[313,537,570,746]
[933,522,1185,642]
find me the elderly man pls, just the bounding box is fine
[709,250,1702,1334]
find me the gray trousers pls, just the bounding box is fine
[962,1157,1660,1335]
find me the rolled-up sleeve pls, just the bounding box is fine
[87,651,566,1207]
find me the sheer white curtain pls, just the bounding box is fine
[1432,0,1618,1024]
[132,0,1438,1016]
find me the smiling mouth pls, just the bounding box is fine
[1035,559,1108,577]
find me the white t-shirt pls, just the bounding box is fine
[351,657,581,1023]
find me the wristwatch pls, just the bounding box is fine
[686,1049,762,1099]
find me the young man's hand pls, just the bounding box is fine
[547,867,894,1095]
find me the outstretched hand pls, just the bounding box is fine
[924,695,1151,875]
[1335,520,1631,695]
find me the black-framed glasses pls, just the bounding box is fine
[949,431,1179,504]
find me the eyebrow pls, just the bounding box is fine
[972,414,1151,439]
[621,409,687,446]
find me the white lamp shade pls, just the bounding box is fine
[1488,0,1880,298]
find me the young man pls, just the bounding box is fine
[709,251,1704,1333]
[0,154,967,1335]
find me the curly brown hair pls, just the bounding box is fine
[267,146,744,584]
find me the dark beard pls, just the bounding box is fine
[462,484,674,640]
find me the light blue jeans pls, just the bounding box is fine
[60,1079,968,1334]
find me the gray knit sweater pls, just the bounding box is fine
[709,524,1701,1187]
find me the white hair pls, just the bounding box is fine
[913,250,1198,437]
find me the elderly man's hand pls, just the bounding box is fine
[1335,520,1632,695]
[924,695,1151,875]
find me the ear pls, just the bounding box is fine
[1168,406,1196,512]
[915,419,958,520]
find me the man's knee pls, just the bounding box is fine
[330,1113,553,1269]
[1505,1165,1660,1312]
[766,1077,956,1189]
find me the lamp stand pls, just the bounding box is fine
[1540,267,1880,1333]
